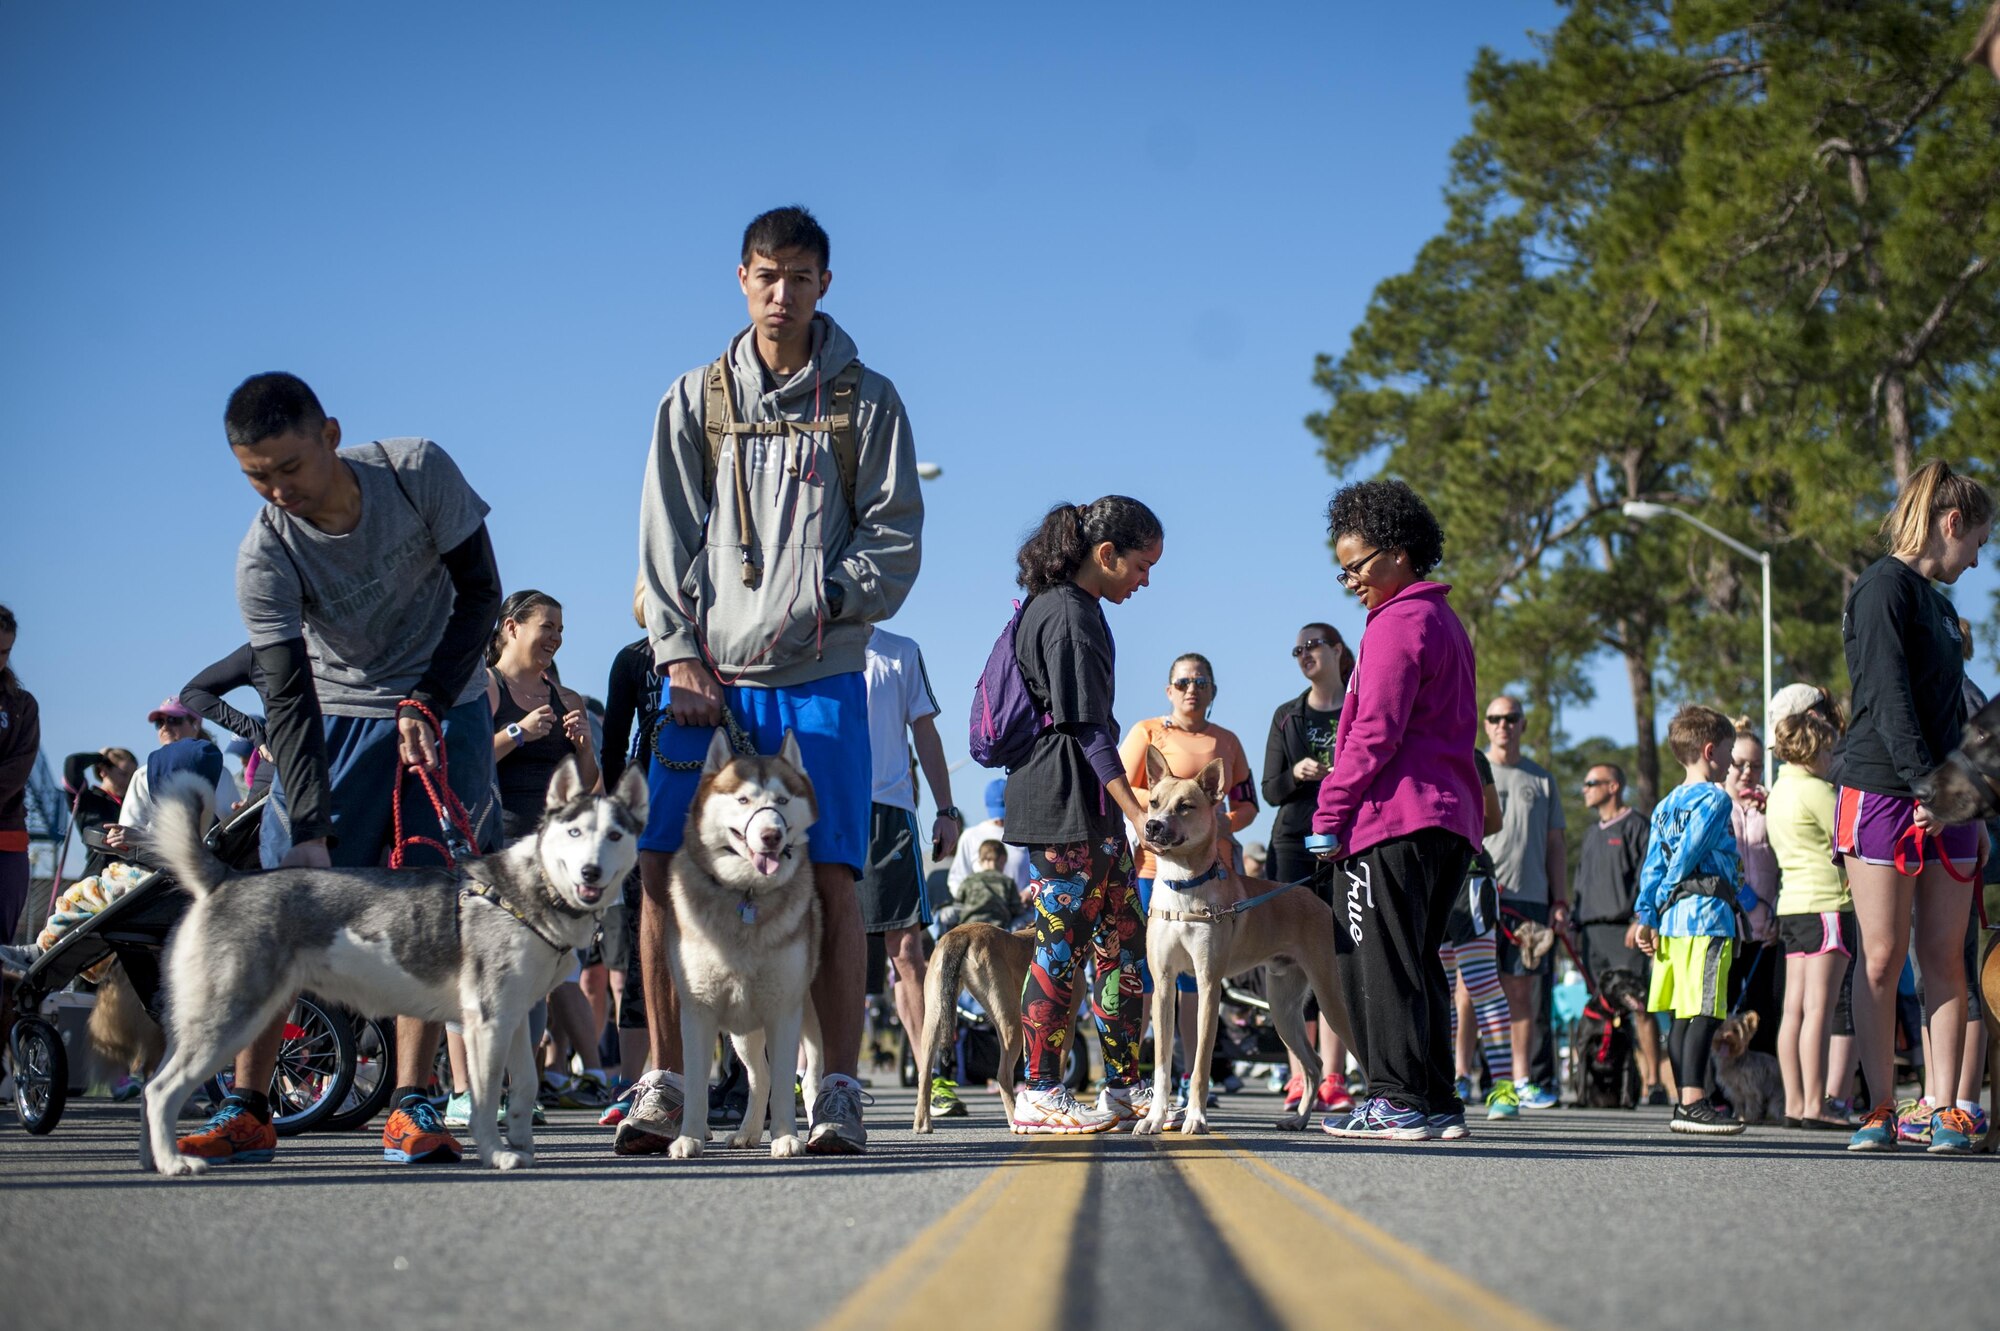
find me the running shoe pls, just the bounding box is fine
[1282,1072,1308,1113]
[109,1074,143,1103]
[1668,1099,1745,1136]
[1321,1096,1432,1141]
[1646,1085,1671,1107]
[1926,1107,1978,1155]
[1097,1082,1164,1131]
[1452,1075,1474,1105]
[613,1070,685,1155]
[1011,1084,1119,1135]
[1317,1073,1355,1113]
[1486,1079,1520,1121]
[382,1097,463,1163]
[1517,1081,1558,1110]
[545,1072,613,1111]
[1894,1096,1935,1145]
[930,1076,968,1118]
[1174,1074,1221,1113]
[1427,1109,1470,1141]
[1846,1102,1898,1153]
[175,1097,277,1164]
[806,1074,872,1154]
[599,1087,635,1127]
[442,1091,473,1128]
[1964,1104,1990,1139]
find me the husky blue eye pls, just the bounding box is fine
[775,795,789,806]
[568,827,582,837]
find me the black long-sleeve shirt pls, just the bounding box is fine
[1262,689,1341,847]
[180,644,267,748]
[601,638,660,790]
[1833,555,1966,799]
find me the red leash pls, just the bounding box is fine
[389,700,479,870]
[1892,824,1976,884]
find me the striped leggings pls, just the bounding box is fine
[1440,931,1512,1082]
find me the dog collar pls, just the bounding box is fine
[460,878,573,953]
[1153,861,1227,893]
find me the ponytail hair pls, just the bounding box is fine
[488,589,562,667]
[1882,459,1994,557]
[1015,495,1164,595]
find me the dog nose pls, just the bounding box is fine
[578,863,602,884]
[1143,820,1166,840]
[756,827,783,851]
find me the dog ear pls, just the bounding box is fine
[615,764,649,822]
[1741,1010,1759,1038]
[702,728,733,775]
[779,728,805,772]
[1196,757,1228,804]
[1144,744,1170,788]
[546,754,583,809]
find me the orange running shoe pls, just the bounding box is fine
[176,1098,278,1164]
[382,1098,463,1164]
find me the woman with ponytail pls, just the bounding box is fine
[1003,497,1165,1133]
[1835,460,1993,1154]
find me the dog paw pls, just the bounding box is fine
[726,1129,763,1150]
[1132,1114,1165,1136]
[1274,1111,1309,1132]
[489,1149,533,1171]
[667,1134,706,1159]
[1178,1114,1211,1136]
[770,1134,805,1158]
[156,1153,209,1179]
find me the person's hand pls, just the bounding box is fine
[1549,900,1572,932]
[281,838,332,869]
[231,799,246,811]
[932,813,961,860]
[1304,833,1341,860]
[398,712,440,770]
[519,704,557,742]
[103,825,130,850]
[1978,822,1992,875]
[664,660,724,727]
[1623,919,1642,950]
[1913,801,1945,835]
[561,708,590,745]
[1293,757,1326,783]
[1633,922,1658,957]
[1750,902,1776,943]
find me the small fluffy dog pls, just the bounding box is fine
[1569,968,1648,1109]
[910,923,1034,1133]
[134,757,639,1176]
[1136,747,1353,1135]
[662,729,826,1159]
[1711,1010,1783,1124]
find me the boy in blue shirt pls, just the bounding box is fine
[1634,704,1767,1135]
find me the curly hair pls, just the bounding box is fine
[1325,479,1445,577]
[1015,496,1163,596]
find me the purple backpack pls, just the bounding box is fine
[969,599,1051,770]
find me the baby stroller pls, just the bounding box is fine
[7,797,357,1136]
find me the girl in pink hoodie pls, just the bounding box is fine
[1307,480,1483,1141]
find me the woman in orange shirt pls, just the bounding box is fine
[1120,651,1258,1113]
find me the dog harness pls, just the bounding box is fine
[458,876,574,954]
[1147,868,1304,923]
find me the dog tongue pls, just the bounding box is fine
[751,850,783,876]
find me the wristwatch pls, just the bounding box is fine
[937,805,963,824]
[505,722,524,743]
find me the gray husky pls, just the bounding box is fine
[134,756,642,1176]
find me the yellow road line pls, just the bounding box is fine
[1160,1133,1558,1331]
[816,1138,1094,1331]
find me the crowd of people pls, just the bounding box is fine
[1,205,1994,1164]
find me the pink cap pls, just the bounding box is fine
[147,697,199,725]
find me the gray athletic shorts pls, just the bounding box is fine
[857,802,929,934]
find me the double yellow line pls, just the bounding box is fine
[818,1132,1555,1331]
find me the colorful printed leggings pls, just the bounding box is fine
[1440,931,1513,1081]
[1021,835,1145,1089]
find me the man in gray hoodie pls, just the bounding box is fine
[615,206,922,1158]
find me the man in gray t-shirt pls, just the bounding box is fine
[1481,696,1570,1106]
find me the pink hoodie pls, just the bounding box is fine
[1312,581,1482,857]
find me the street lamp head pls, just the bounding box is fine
[1622,501,1670,520]
[915,462,943,481]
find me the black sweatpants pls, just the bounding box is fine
[1330,828,1475,1113]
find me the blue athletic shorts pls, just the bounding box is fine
[639,672,870,876]
[1133,876,1198,996]
[262,697,500,870]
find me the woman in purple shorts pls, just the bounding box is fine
[1832,460,1993,1154]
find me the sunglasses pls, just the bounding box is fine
[1170,676,1212,692]
[1338,547,1389,590]
[1581,778,1610,788]
[1292,638,1339,659]
[1485,713,1522,726]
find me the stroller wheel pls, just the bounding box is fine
[206,992,357,1136]
[11,1017,68,1135]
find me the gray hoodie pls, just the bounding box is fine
[639,314,922,687]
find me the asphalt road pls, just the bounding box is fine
[2,1085,1992,1330]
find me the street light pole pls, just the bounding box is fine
[1622,501,1774,786]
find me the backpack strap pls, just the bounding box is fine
[700,354,735,513]
[823,359,864,524]
[698,350,864,524]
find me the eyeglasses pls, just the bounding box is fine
[1728,759,1758,771]
[1291,638,1338,659]
[1484,713,1522,726]
[1337,547,1389,590]
[1170,676,1211,692]
[1581,778,1610,789]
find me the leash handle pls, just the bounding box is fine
[1893,823,1976,884]
[390,700,478,870]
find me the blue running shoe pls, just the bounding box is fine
[1927,1107,1977,1155]
[1846,1103,1898,1152]
[1453,1075,1474,1104]
[1320,1097,1432,1141]
[1428,1109,1470,1141]
[1516,1082,1558,1110]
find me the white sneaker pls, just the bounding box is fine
[612,1070,685,1155]
[1096,1083,1150,1132]
[1012,1084,1120,1135]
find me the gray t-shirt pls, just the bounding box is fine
[236,438,490,718]
[1483,755,1566,903]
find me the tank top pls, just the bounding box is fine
[492,667,575,823]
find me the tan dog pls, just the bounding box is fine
[1134,745,1354,1135]
[910,923,1034,1133]
[1982,930,2000,1152]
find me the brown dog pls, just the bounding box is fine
[1982,929,2000,1152]
[1134,746,1353,1134]
[910,923,1034,1133]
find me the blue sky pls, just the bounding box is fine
[4,1,1992,856]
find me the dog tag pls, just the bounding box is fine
[739,898,758,925]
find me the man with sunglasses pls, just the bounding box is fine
[1574,763,1666,1099]
[1482,696,1568,1109]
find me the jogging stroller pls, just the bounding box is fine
[6,797,357,1136]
